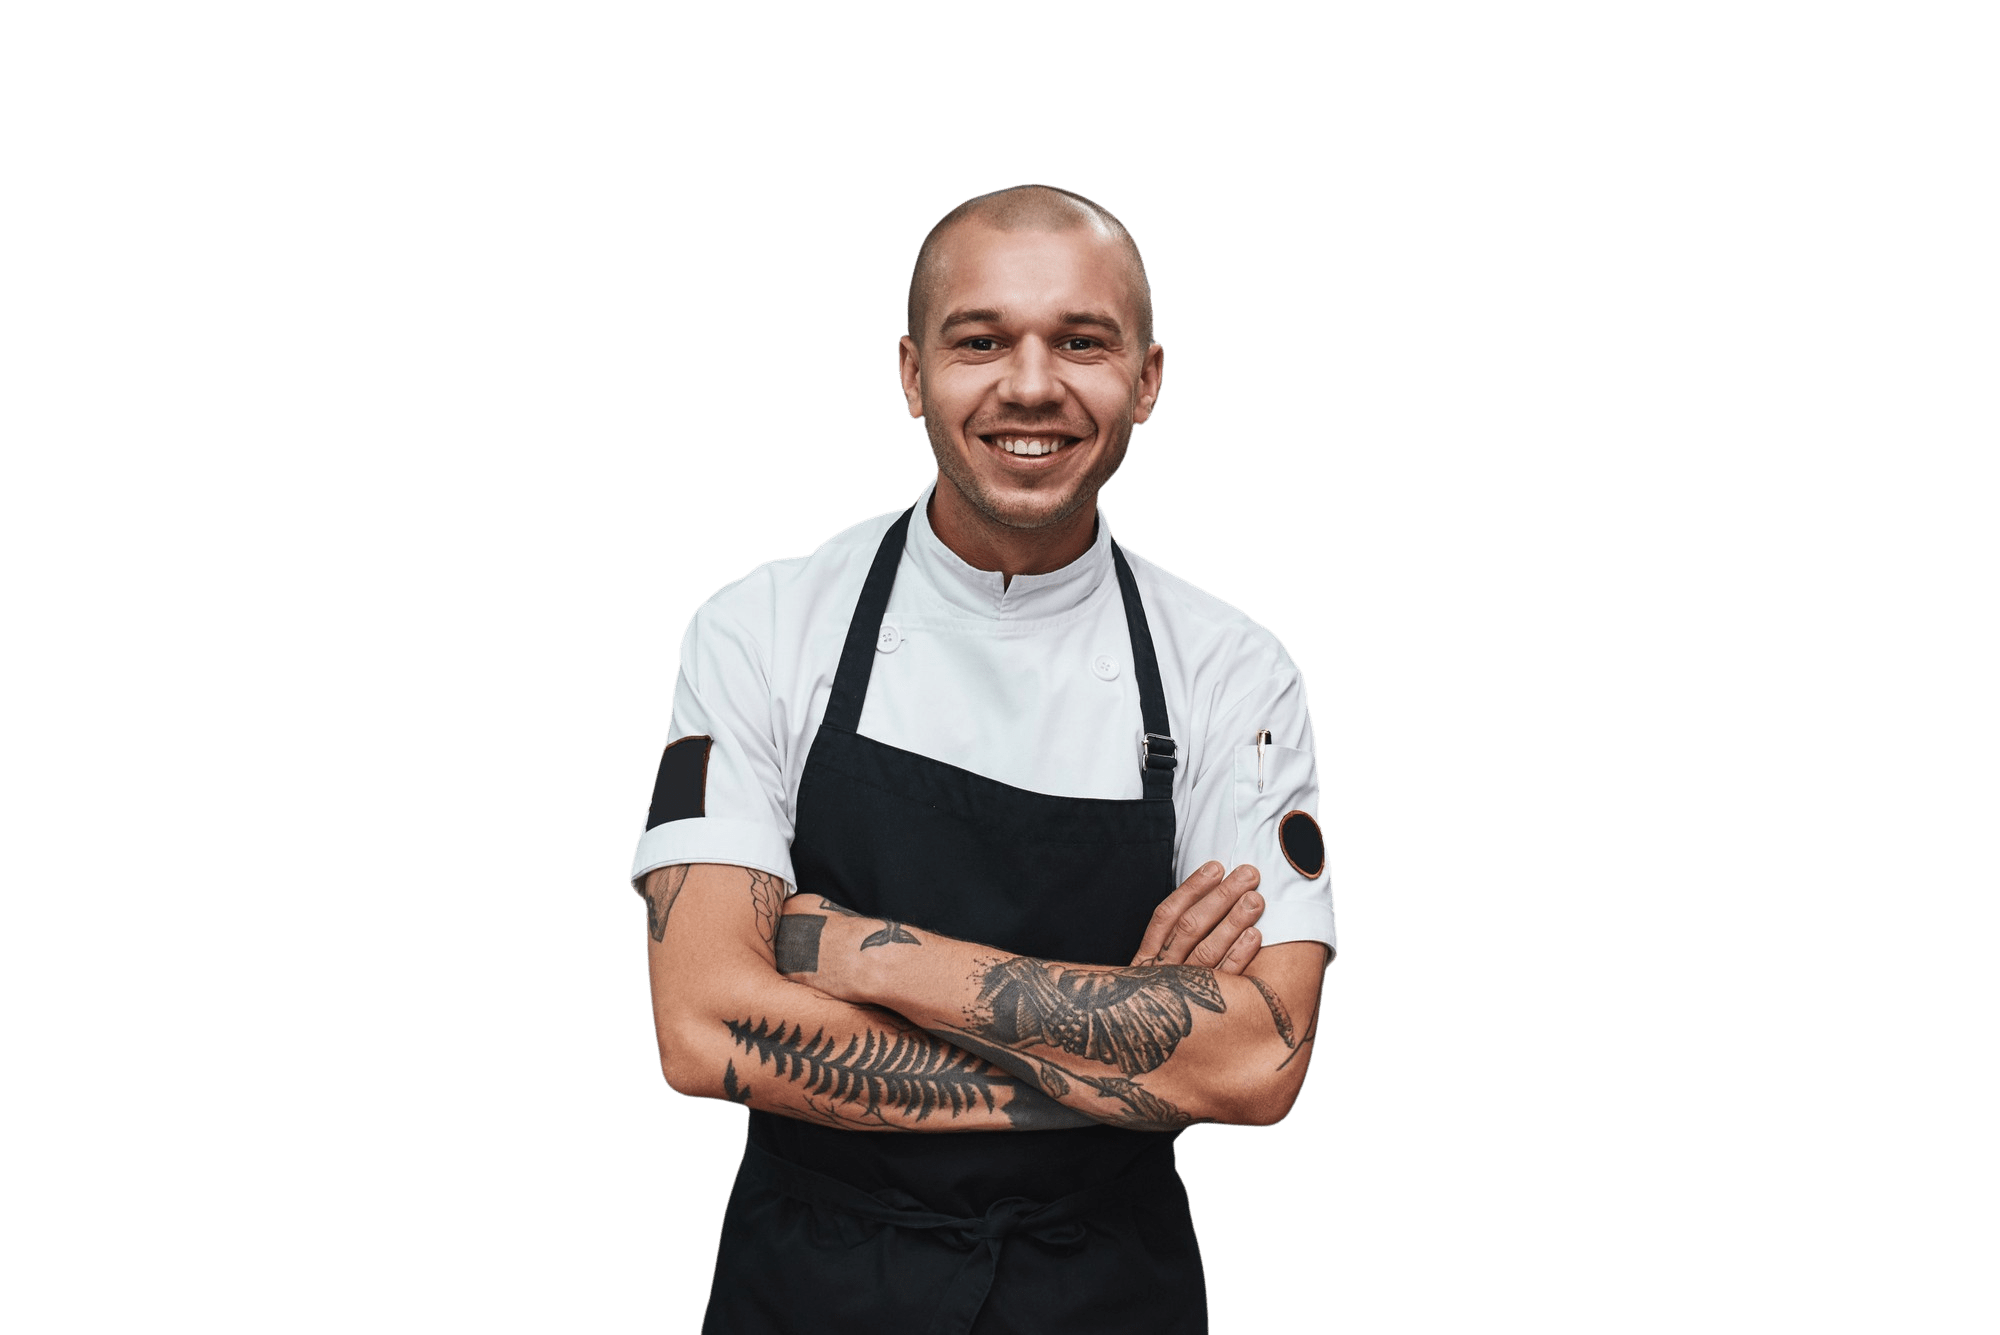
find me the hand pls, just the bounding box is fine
[1130,862,1264,974]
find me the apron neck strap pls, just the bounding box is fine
[822,506,1177,800]
[822,507,915,734]
[1110,541,1177,801]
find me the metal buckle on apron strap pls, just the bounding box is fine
[1139,731,1179,775]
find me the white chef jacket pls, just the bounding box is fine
[632,484,1336,954]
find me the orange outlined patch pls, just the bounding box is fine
[1278,810,1325,879]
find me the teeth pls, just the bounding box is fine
[996,436,1069,456]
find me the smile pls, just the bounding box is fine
[982,434,1081,458]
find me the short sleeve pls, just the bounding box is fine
[1177,667,1336,955]
[630,603,796,889]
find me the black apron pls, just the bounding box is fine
[701,508,1206,1335]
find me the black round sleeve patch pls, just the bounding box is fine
[1278,810,1325,879]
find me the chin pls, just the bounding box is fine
[957,471,1093,532]
[986,495,1086,531]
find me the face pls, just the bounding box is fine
[900,223,1163,533]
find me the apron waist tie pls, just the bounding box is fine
[740,1139,1169,1335]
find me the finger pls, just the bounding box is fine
[1215,925,1263,975]
[1144,863,1237,965]
[1187,889,1265,970]
[1131,862,1226,964]
[1152,865,1260,967]
[1164,866,1260,966]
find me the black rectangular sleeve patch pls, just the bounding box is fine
[647,736,713,829]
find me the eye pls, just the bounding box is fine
[960,336,1000,352]
[1059,337,1101,352]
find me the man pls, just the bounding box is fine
[634,185,1334,1334]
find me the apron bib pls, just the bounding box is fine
[702,508,1205,1335]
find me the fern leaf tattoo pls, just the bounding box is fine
[725,1017,1003,1123]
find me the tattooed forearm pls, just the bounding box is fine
[967,957,1226,1076]
[876,955,1231,1131]
[639,865,690,943]
[719,1011,1095,1130]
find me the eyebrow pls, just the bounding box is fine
[936,308,1126,337]
[1059,310,1124,337]
[938,308,1003,335]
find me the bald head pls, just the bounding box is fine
[907,185,1153,348]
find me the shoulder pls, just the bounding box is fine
[1116,543,1302,691]
[680,508,903,664]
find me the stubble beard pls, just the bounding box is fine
[924,410,1133,533]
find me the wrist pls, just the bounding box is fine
[842,939,897,1009]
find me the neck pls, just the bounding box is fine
[927,477,1098,588]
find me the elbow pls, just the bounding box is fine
[660,1047,716,1103]
[1216,1065,1308,1127]
[1237,1081,1302,1127]
[655,1011,717,1098]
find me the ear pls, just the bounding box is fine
[1132,343,1165,424]
[898,336,924,418]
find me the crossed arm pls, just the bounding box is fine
[643,862,1327,1132]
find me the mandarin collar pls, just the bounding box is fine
[905,482,1113,620]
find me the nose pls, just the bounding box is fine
[998,337,1061,413]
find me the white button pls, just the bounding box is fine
[1092,653,1120,681]
[876,621,902,653]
